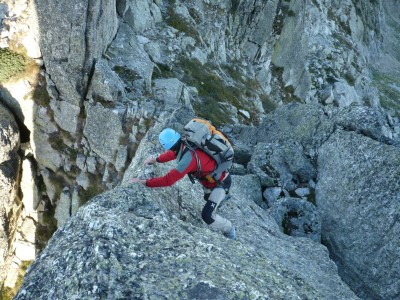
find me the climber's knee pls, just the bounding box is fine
[202,201,216,225]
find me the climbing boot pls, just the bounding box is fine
[224,225,236,240]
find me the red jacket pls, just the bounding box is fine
[146,144,224,189]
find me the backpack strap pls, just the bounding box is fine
[181,140,202,182]
[210,161,232,182]
[182,140,223,184]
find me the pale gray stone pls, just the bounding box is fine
[50,100,80,134]
[32,129,63,172]
[76,173,90,190]
[115,145,128,172]
[191,47,207,65]
[76,154,87,171]
[40,169,58,204]
[15,177,356,300]
[14,241,35,262]
[316,130,400,299]
[0,103,20,284]
[4,0,400,299]
[20,159,40,212]
[144,41,162,63]
[83,102,124,164]
[332,81,361,107]
[71,189,81,216]
[35,0,118,106]
[263,187,282,207]
[121,0,154,33]
[140,101,156,119]
[150,2,162,23]
[239,109,250,119]
[87,59,126,105]
[54,189,71,227]
[0,103,20,163]
[153,78,184,112]
[295,187,310,198]
[86,156,97,174]
[34,107,58,134]
[107,22,154,92]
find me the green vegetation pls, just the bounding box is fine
[179,58,250,125]
[282,211,298,235]
[153,56,270,125]
[188,7,201,23]
[269,65,303,104]
[0,48,30,83]
[31,85,51,106]
[0,47,39,84]
[260,94,278,113]
[230,0,240,13]
[152,64,175,80]
[0,260,32,300]
[372,69,400,116]
[166,4,201,43]
[113,66,141,82]
[79,185,104,205]
[48,132,65,151]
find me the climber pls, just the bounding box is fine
[129,128,236,240]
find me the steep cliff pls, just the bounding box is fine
[15,110,358,300]
[0,103,20,284]
[0,0,399,298]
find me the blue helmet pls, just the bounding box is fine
[159,128,181,150]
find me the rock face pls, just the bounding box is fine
[316,130,400,300]
[233,103,400,299]
[2,0,396,233]
[15,103,400,299]
[15,180,357,299]
[0,103,20,281]
[1,0,400,298]
[34,0,118,106]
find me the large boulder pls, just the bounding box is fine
[0,103,20,163]
[83,102,125,164]
[232,103,399,298]
[35,0,118,106]
[316,129,400,299]
[15,107,357,299]
[15,177,357,299]
[0,103,20,282]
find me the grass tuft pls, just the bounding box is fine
[0,48,39,84]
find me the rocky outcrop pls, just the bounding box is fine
[0,103,20,283]
[15,177,357,299]
[14,102,399,299]
[316,130,400,299]
[8,0,397,232]
[1,0,400,298]
[232,103,400,299]
[34,0,118,107]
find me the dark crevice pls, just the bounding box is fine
[338,124,398,146]
[321,236,381,299]
[272,0,290,36]
[0,100,30,143]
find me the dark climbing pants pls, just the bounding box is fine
[201,175,232,234]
